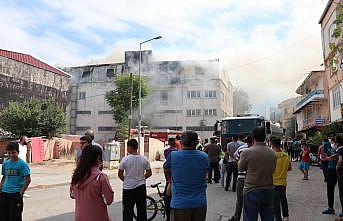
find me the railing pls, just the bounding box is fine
[296,89,324,108]
[302,117,329,130]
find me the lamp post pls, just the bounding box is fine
[138,36,162,151]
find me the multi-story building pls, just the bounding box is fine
[66,50,233,141]
[0,49,70,110]
[277,97,300,137]
[319,0,343,123]
[293,71,330,136]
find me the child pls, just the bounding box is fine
[0,142,31,221]
[118,139,152,221]
[70,145,114,221]
[271,137,291,221]
[299,141,311,180]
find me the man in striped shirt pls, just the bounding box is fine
[229,135,253,221]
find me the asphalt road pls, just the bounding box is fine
[22,163,342,221]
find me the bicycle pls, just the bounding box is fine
[133,182,166,221]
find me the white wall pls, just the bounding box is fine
[329,82,343,122]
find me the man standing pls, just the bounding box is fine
[85,129,104,170]
[164,131,209,221]
[271,137,291,221]
[204,137,221,183]
[118,139,152,221]
[225,135,241,191]
[163,137,178,221]
[335,135,343,218]
[239,127,276,221]
[228,135,253,221]
[18,136,29,163]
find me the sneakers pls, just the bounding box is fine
[322,208,335,215]
[283,217,289,221]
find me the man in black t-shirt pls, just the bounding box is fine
[335,135,343,218]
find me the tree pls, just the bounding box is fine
[0,99,66,138]
[233,87,252,116]
[105,74,149,139]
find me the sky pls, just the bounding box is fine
[0,0,329,115]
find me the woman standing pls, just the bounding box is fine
[70,145,114,221]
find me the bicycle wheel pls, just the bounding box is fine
[133,196,158,221]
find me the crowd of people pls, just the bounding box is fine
[1,128,343,221]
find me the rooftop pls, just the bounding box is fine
[0,49,70,77]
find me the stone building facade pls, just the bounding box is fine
[0,49,70,110]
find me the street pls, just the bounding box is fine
[16,162,341,221]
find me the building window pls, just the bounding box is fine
[76,111,91,115]
[333,87,341,109]
[205,90,217,98]
[79,92,86,100]
[204,109,217,116]
[75,126,91,131]
[160,91,168,104]
[98,127,116,132]
[98,111,113,115]
[187,90,201,98]
[329,23,336,43]
[106,69,115,78]
[186,109,201,117]
[82,70,91,78]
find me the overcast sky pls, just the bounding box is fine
[0,0,329,115]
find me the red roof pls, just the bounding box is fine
[0,49,70,77]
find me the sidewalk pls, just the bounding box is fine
[0,159,165,188]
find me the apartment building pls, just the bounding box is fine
[277,97,300,137]
[65,51,233,141]
[319,0,343,122]
[293,71,330,135]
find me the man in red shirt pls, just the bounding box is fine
[299,141,311,180]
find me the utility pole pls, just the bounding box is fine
[128,72,133,139]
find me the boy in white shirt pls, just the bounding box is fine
[118,139,152,221]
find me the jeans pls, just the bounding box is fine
[123,184,147,221]
[171,207,206,221]
[226,162,238,191]
[230,178,245,221]
[208,162,220,182]
[326,169,337,209]
[0,192,23,221]
[243,188,274,221]
[220,163,227,187]
[338,171,343,213]
[273,186,289,221]
[322,161,329,182]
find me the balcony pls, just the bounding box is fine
[301,116,329,131]
[294,90,325,113]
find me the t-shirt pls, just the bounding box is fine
[239,142,276,194]
[1,159,30,193]
[273,151,290,186]
[235,144,249,179]
[301,147,311,163]
[18,143,27,162]
[337,146,343,174]
[204,144,220,163]
[227,141,242,162]
[164,146,177,159]
[164,150,209,209]
[118,154,151,190]
[293,141,301,151]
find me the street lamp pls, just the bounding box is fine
[138,36,162,151]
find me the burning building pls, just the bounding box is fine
[0,49,70,110]
[66,50,233,140]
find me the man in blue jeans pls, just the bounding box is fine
[238,127,276,221]
[164,131,209,221]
